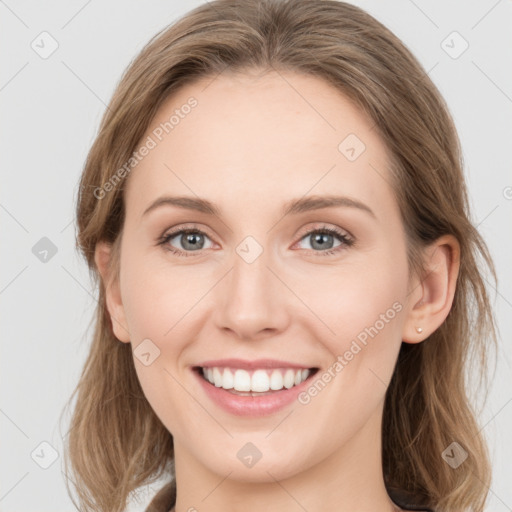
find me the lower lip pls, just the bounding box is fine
[193,368,315,417]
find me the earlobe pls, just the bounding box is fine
[94,241,131,343]
[402,235,460,344]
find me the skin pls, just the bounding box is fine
[95,69,460,512]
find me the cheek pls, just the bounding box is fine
[329,273,405,351]
[292,270,406,447]
[309,256,406,343]
[308,246,408,388]
[120,248,195,342]
[119,251,198,431]
[118,246,209,397]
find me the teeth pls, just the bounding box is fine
[221,368,234,390]
[283,369,295,389]
[201,367,311,392]
[270,370,284,390]
[234,369,251,391]
[252,370,270,392]
[213,367,223,387]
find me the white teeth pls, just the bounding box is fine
[213,367,223,387]
[201,366,312,392]
[283,369,295,389]
[269,370,284,390]
[233,369,251,391]
[251,370,270,392]
[221,368,234,389]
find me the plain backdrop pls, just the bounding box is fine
[1,0,511,510]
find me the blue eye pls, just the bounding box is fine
[296,227,354,256]
[159,228,214,257]
[158,225,354,257]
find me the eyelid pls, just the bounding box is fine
[294,222,353,242]
[159,223,215,240]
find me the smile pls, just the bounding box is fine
[191,359,319,416]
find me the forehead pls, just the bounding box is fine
[124,70,397,220]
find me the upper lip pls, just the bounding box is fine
[195,358,317,370]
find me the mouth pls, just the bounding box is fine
[191,358,321,416]
[192,365,319,396]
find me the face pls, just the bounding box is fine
[110,70,415,483]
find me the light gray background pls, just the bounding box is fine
[1,1,511,510]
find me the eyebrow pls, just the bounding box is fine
[142,194,376,219]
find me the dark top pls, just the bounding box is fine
[388,486,435,512]
[145,481,435,512]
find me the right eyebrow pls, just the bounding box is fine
[142,196,220,218]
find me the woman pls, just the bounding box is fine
[64,1,497,511]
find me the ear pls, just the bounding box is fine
[402,234,460,344]
[94,240,131,343]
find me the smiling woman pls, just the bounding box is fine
[63,1,497,512]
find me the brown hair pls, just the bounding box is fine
[63,1,498,511]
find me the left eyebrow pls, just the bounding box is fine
[141,194,376,219]
[281,195,376,219]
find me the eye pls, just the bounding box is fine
[295,225,354,256]
[158,226,214,257]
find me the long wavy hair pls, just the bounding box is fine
[62,1,498,511]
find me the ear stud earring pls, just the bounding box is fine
[415,326,423,333]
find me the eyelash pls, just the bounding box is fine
[157,224,355,258]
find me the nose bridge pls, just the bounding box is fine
[213,235,289,338]
[233,237,272,297]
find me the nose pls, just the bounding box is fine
[212,244,290,341]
